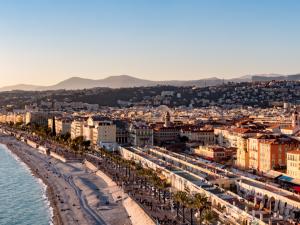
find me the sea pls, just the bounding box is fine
[0,144,53,225]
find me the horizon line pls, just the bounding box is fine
[2,72,299,88]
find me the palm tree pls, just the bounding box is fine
[150,173,163,201]
[160,180,171,204]
[173,192,181,218]
[136,167,147,188]
[127,159,136,178]
[202,209,215,225]
[174,191,188,222]
[193,193,209,225]
[181,192,189,223]
[187,195,195,225]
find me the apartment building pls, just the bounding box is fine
[71,118,85,139]
[215,127,256,148]
[248,136,260,170]
[215,127,256,169]
[153,127,180,145]
[0,112,24,125]
[287,150,300,179]
[92,121,116,146]
[193,145,236,162]
[180,127,214,145]
[129,124,153,147]
[236,136,249,169]
[248,134,300,172]
[114,120,129,145]
[55,118,72,135]
[25,111,51,126]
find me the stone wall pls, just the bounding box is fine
[84,160,156,225]
[50,152,67,162]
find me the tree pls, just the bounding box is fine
[202,209,215,225]
[82,140,91,150]
[60,132,71,143]
[193,193,209,225]
[174,191,188,222]
[158,180,171,204]
[187,195,195,225]
[70,136,90,153]
[173,192,181,217]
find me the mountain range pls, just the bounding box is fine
[0,73,299,92]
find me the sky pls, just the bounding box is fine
[0,0,300,86]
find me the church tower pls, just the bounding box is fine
[292,111,300,133]
[164,111,171,127]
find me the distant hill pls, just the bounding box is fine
[252,74,300,82]
[50,75,157,90]
[0,73,297,92]
[0,75,236,91]
[0,84,45,92]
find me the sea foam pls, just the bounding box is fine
[0,143,54,225]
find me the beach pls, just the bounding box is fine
[0,134,133,225]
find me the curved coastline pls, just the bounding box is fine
[0,132,147,225]
[0,139,63,225]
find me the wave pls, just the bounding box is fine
[37,177,54,225]
[0,143,54,225]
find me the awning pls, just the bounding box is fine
[278,175,294,182]
[293,186,300,192]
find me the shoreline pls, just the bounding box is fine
[0,133,135,225]
[0,137,63,225]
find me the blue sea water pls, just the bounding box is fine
[0,144,52,225]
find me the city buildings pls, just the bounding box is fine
[49,117,72,135]
[153,127,180,145]
[180,127,214,145]
[193,145,236,162]
[71,117,85,139]
[115,120,129,145]
[129,124,153,147]
[248,134,299,172]
[119,145,300,225]
[287,150,300,179]
[0,112,24,125]
[25,111,52,126]
[1,89,300,224]
[92,121,116,147]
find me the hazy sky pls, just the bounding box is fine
[1,0,300,86]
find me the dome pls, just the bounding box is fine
[157,105,171,113]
